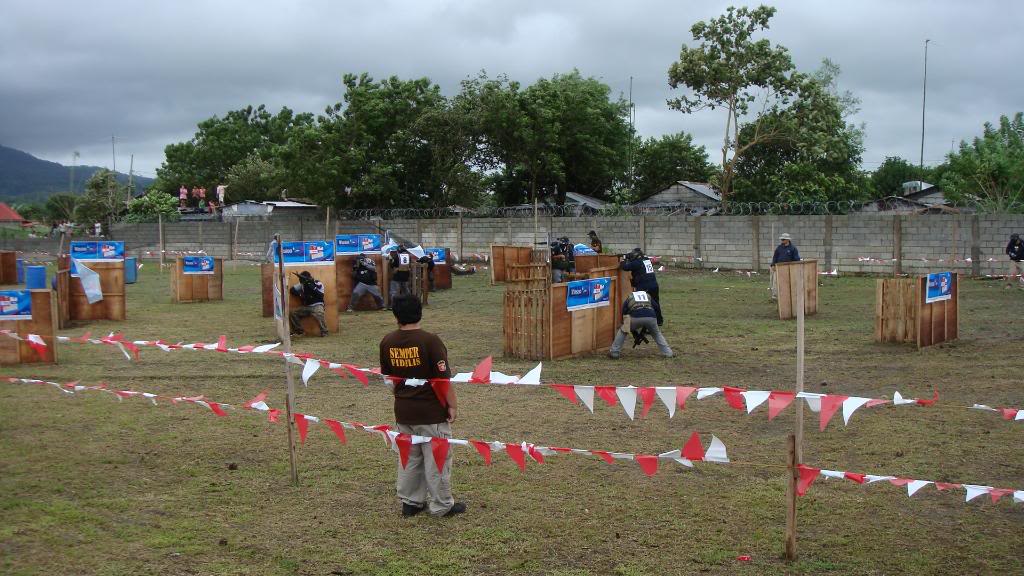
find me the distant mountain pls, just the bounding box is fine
[0,145,154,204]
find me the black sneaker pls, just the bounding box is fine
[442,502,466,518]
[290,330,304,336]
[320,331,328,337]
[401,503,425,518]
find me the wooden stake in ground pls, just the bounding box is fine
[794,269,805,464]
[275,234,300,486]
[158,213,166,272]
[784,433,798,561]
[324,206,331,239]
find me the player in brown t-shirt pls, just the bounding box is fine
[379,295,465,518]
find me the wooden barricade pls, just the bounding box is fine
[574,254,620,274]
[171,257,223,303]
[261,263,274,317]
[69,260,126,321]
[432,262,452,290]
[55,255,71,329]
[336,254,385,312]
[381,256,429,306]
[0,290,58,364]
[775,260,818,320]
[0,251,17,285]
[490,244,534,284]
[261,263,338,332]
[503,268,621,360]
[875,274,958,348]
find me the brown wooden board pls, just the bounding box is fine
[490,244,533,283]
[574,254,620,274]
[549,284,572,359]
[282,263,338,334]
[0,251,17,285]
[335,254,385,312]
[916,274,959,349]
[261,263,274,317]
[775,260,818,320]
[0,290,58,365]
[432,263,452,290]
[55,255,71,329]
[69,261,125,321]
[172,257,224,303]
[875,274,958,348]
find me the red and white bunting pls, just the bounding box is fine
[798,464,1023,506]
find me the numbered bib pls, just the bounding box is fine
[398,253,410,266]
[642,259,654,274]
[632,291,650,303]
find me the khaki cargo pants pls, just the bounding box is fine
[396,422,455,516]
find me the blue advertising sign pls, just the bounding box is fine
[424,247,447,264]
[925,271,953,304]
[69,241,125,276]
[275,241,335,265]
[0,290,32,321]
[183,256,216,275]
[70,241,99,260]
[335,234,383,254]
[565,276,612,312]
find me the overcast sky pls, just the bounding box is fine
[2,0,1021,180]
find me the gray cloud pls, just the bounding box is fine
[1,0,1021,179]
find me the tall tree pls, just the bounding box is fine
[75,169,128,227]
[667,5,798,203]
[940,112,1024,213]
[631,132,714,200]
[871,156,922,197]
[44,193,78,223]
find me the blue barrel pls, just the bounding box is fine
[16,259,24,283]
[25,265,47,289]
[125,257,138,284]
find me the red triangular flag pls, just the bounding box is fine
[430,437,450,473]
[551,384,579,405]
[767,391,796,421]
[294,413,309,444]
[1000,408,1018,421]
[935,482,961,491]
[73,331,92,343]
[591,450,614,465]
[215,335,228,352]
[866,398,889,408]
[505,443,526,472]
[636,454,658,477]
[324,419,347,445]
[470,356,492,383]
[207,402,227,417]
[889,478,913,487]
[395,433,412,469]
[796,465,821,496]
[243,390,268,409]
[638,387,656,418]
[343,364,369,386]
[676,386,696,409]
[267,409,281,423]
[26,337,48,358]
[916,389,938,407]
[527,445,545,464]
[722,386,746,410]
[682,431,705,461]
[470,440,492,465]
[989,488,1013,503]
[431,379,450,408]
[237,345,255,353]
[595,386,618,407]
[819,395,849,431]
[844,472,866,484]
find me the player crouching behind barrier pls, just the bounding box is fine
[348,253,385,311]
[289,271,328,336]
[608,290,673,359]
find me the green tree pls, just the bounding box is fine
[631,132,714,200]
[123,192,180,223]
[75,169,128,227]
[12,203,44,223]
[871,156,922,197]
[940,112,1024,213]
[731,59,869,205]
[225,154,285,202]
[667,5,799,202]
[44,193,78,223]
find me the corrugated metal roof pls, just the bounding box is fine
[0,202,25,221]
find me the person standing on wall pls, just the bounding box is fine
[608,290,673,359]
[379,295,465,518]
[288,271,328,336]
[588,230,603,254]
[1007,233,1024,289]
[620,248,662,325]
[348,253,385,311]
[770,233,801,301]
[388,244,414,307]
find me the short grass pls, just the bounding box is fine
[1,263,1022,575]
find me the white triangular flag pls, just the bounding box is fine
[517,363,542,385]
[1014,491,1024,504]
[252,343,281,353]
[892,391,916,406]
[964,485,992,502]
[741,390,771,414]
[906,480,932,497]
[615,386,637,420]
[865,475,894,484]
[654,387,677,418]
[704,435,729,463]
[971,404,997,412]
[574,386,595,413]
[74,259,104,304]
[842,397,872,425]
[821,469,845,480]
[301,358,320,385]
[657,449,694,468]
[696,387,721,400]
[1016,411,1024,421]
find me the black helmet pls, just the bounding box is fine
[588,230,597,237]
[631,248,644,257]
[1013,233,1021,241]
[298,271,313,281]
[558,236,570,243]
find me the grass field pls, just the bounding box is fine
[1,263,1022,575]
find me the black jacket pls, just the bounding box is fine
[622,291,661,319]
[1007,240,1024,261]
[772,243,801,264]
[354,261,377,286]
[291,280,325,306]
[620,257,658,291]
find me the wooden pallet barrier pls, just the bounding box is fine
[0,251,17,285]
[490,244,534,284]
[875,273,958,348]
[171,256,223,303]
[775,260,818,320]
[0,289,58,364]
[335,254,385,312]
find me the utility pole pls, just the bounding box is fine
[919,39,930,174]
[628,76,635,186]
[69,151,80,195]
[127,154,134,210]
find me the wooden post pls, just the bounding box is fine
[794,270,805,463]
[533,197,538,249]
[784,433,798,561]
[639,214,646,254]
[275,235,299,486]
[893,215,902,277]
[324,207,330,240]
[823,215,833,272]
[232,218,240,261]
[751,215,761,272]
[970,215,980,277]
[457,213,464,263]
[158,213,165,269]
